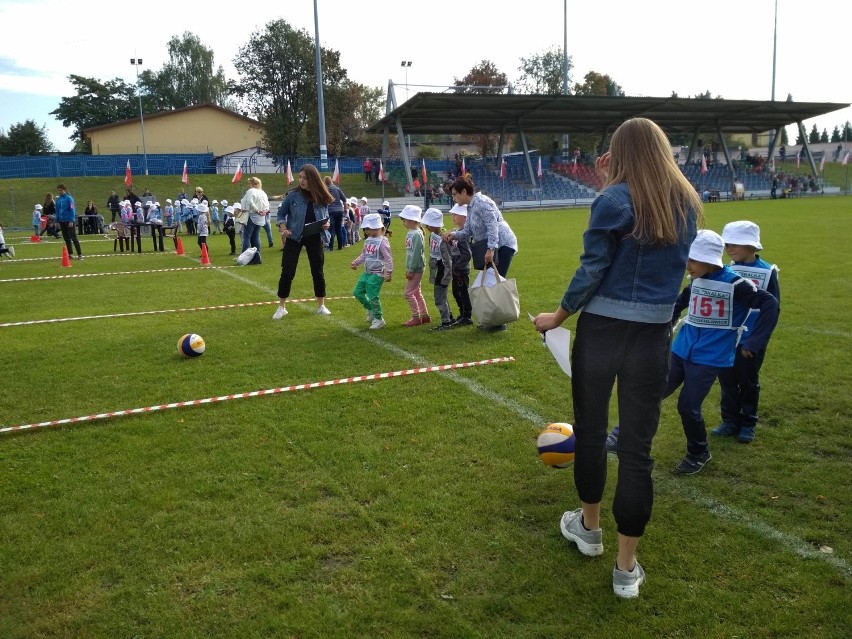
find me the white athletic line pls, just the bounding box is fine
[0,296,356,328]
[658,476,851,579]
[775,325,851,339]
[0,265,237,283]
[2,252,162,263]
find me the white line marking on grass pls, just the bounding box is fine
[0,265,238,283]
[658,476,852,579]
[0,296,356,328]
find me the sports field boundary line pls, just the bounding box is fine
[0,296,356,328]
[0,357,514,435]
[0,265,238,283]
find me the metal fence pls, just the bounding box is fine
[0,154,217,180]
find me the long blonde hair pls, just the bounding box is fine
[605,118,703,245]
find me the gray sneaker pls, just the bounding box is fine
[613,560,645,598]
[560,508,603,556]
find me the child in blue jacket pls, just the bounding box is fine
[667,230,779,474]
[713,220,780,443]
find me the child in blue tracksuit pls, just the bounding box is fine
[713,220,780,443]
[32,204,43,236]
[667,230,779,474]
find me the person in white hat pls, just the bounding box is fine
[714,220,781,443]
[355,197,370,244]
[32,203,44,236]
[222,205,236,255]
[210,199,221,235]
[195,202,210,254]
[163,198,174,229]
[447,203,473,327]
[657,229,779,477]
[398,205,430,326]
[378,200,392,232]
[421,208,454,330]
[350,213,393,329]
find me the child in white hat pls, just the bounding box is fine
[662,230,779,474]
[350,213,393,329]
[398,205,430,326]
[714,220,781,443]
[195,202,209,253]
[448,203,473,327]
[223,205,236,255]
[421,208,454,330]
[32,203,43,236]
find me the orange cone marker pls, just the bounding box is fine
[176,237,185,256]
[200,243,211,265]
[61,246,72,268]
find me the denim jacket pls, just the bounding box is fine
[561,182,697,324]
[277,188,330,242]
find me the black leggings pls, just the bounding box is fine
[59,221,82,256]
[277,233,326,299]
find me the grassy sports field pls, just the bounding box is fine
[0,196,849,638]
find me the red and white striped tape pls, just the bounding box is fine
[5,252,163,263]
[0,357,515,435]
[0,296,355,328]
[0,265,237,283]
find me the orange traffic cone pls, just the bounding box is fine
[176,236,185,256]
[200,243,211,265]
[61,246,72,268]
[30,235,41,243]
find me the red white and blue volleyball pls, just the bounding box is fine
[177,333,206,358]
[537,422,576,468]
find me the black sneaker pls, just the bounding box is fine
[452,317,473,327]
[430,322,454,332]
[675,451,712,475]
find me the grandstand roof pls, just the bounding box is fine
[366,94,849,136]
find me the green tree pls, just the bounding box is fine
[515,47,571,95]
[314,81,384,157]
[573,71,624,97]
[454,60,508,94]
[139,33,231,111]
[50,75,138,144]
[830,126,841,143]
[796,127,805,145]
[232,19,347,157]
[0,120,56,155]
[844,121,852,142]
[808,124,820,144]
[820,128,829,143]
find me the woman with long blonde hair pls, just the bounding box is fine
[534,117,702,599]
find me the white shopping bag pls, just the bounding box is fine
[528,313,571,377]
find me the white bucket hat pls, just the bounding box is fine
[689,230,724,267]
[360,196,369,203]
[360,213,383,230]
[166,198,172,203]
[225,205,234,214]
[232,202,242,209]
[35,203,43,209]
[195,203,209,213]
[721,220,762,250]
[221,199,229,206]
[398,205,422,222]
[382,201,390,207]
[449,203,468,217]
[421,208,444,228]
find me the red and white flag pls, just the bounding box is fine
[571,158,578,175]
[378,160,385,183]
[796,151,801,169]
[819,154,826,172]
[181,160,189,185]
[124,159,132,187]
[332,159,340,184]
[843,152,850,166]
[461,157,466,176]
[500,157,506,179]
[700,155,708,175]
[231,161,243,184]
[770,158,775,173]
[421,158,428,185]
[286,160,294,184]
[537,156,543,179]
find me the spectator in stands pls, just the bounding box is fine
[106,191,121,222]
[363,157,373,182]
[779,145,786,162]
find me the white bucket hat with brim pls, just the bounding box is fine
[721,220,762,250]
[398,205,422,222]
[360,213,383,230]
[449,203,468,217]
[689,230,724,267]
[421,208,444,228]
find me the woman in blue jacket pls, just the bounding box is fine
[533,118,702,599]
[272,164,335,319]
[55,183,82,259]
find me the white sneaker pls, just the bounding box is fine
[8,246,15,257]
[272,305,288,320]
[369,318,386,330]
[316,305,331,316]
[366,310,375,322]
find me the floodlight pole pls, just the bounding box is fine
[401,61,413,161]
[314,0,329,170]
[130,58,149,176]
[561,0,570,161]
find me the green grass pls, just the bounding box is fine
[0,197,850,638]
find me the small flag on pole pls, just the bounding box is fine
[571,158,578,175]
[796,151,801,169]
[181,160,189,185]
[819,154,826,172]
[124,160,132,187]
[231,161,243,184]
[700,155,708,175]
[500,157,506,180]
[537,156,543,179]
[286,160,294,184]
[332,159,340,184]
[843,152,850,166]
[421,158,428,185]
[461,157,466,176]
[378,160,385,183]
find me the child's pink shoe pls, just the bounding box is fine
[402,317,422,327]
[419,315,432,325]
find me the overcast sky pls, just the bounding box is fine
[1,0,849,152]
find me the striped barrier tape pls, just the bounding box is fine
[0,265,238,283]
[0,357,515,435]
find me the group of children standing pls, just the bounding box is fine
[607,219,780,474]
[349,203,473,331]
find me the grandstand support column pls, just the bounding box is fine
[797,122,820,178]
[518,130,536,186]
[716,125,735,185]
[767,127,782,166]
[396,118,414,193]
[597,127,610,157]
[496,127,507,165]
[686,128,701,164]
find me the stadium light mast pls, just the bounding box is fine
[771,0,777,101]
[561,0,570,160]
[130,57,149,176]
[313,0,329,170]
[401,61,413,157]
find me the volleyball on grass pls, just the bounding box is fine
[537,423,576,468]
[177,333,206,358]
